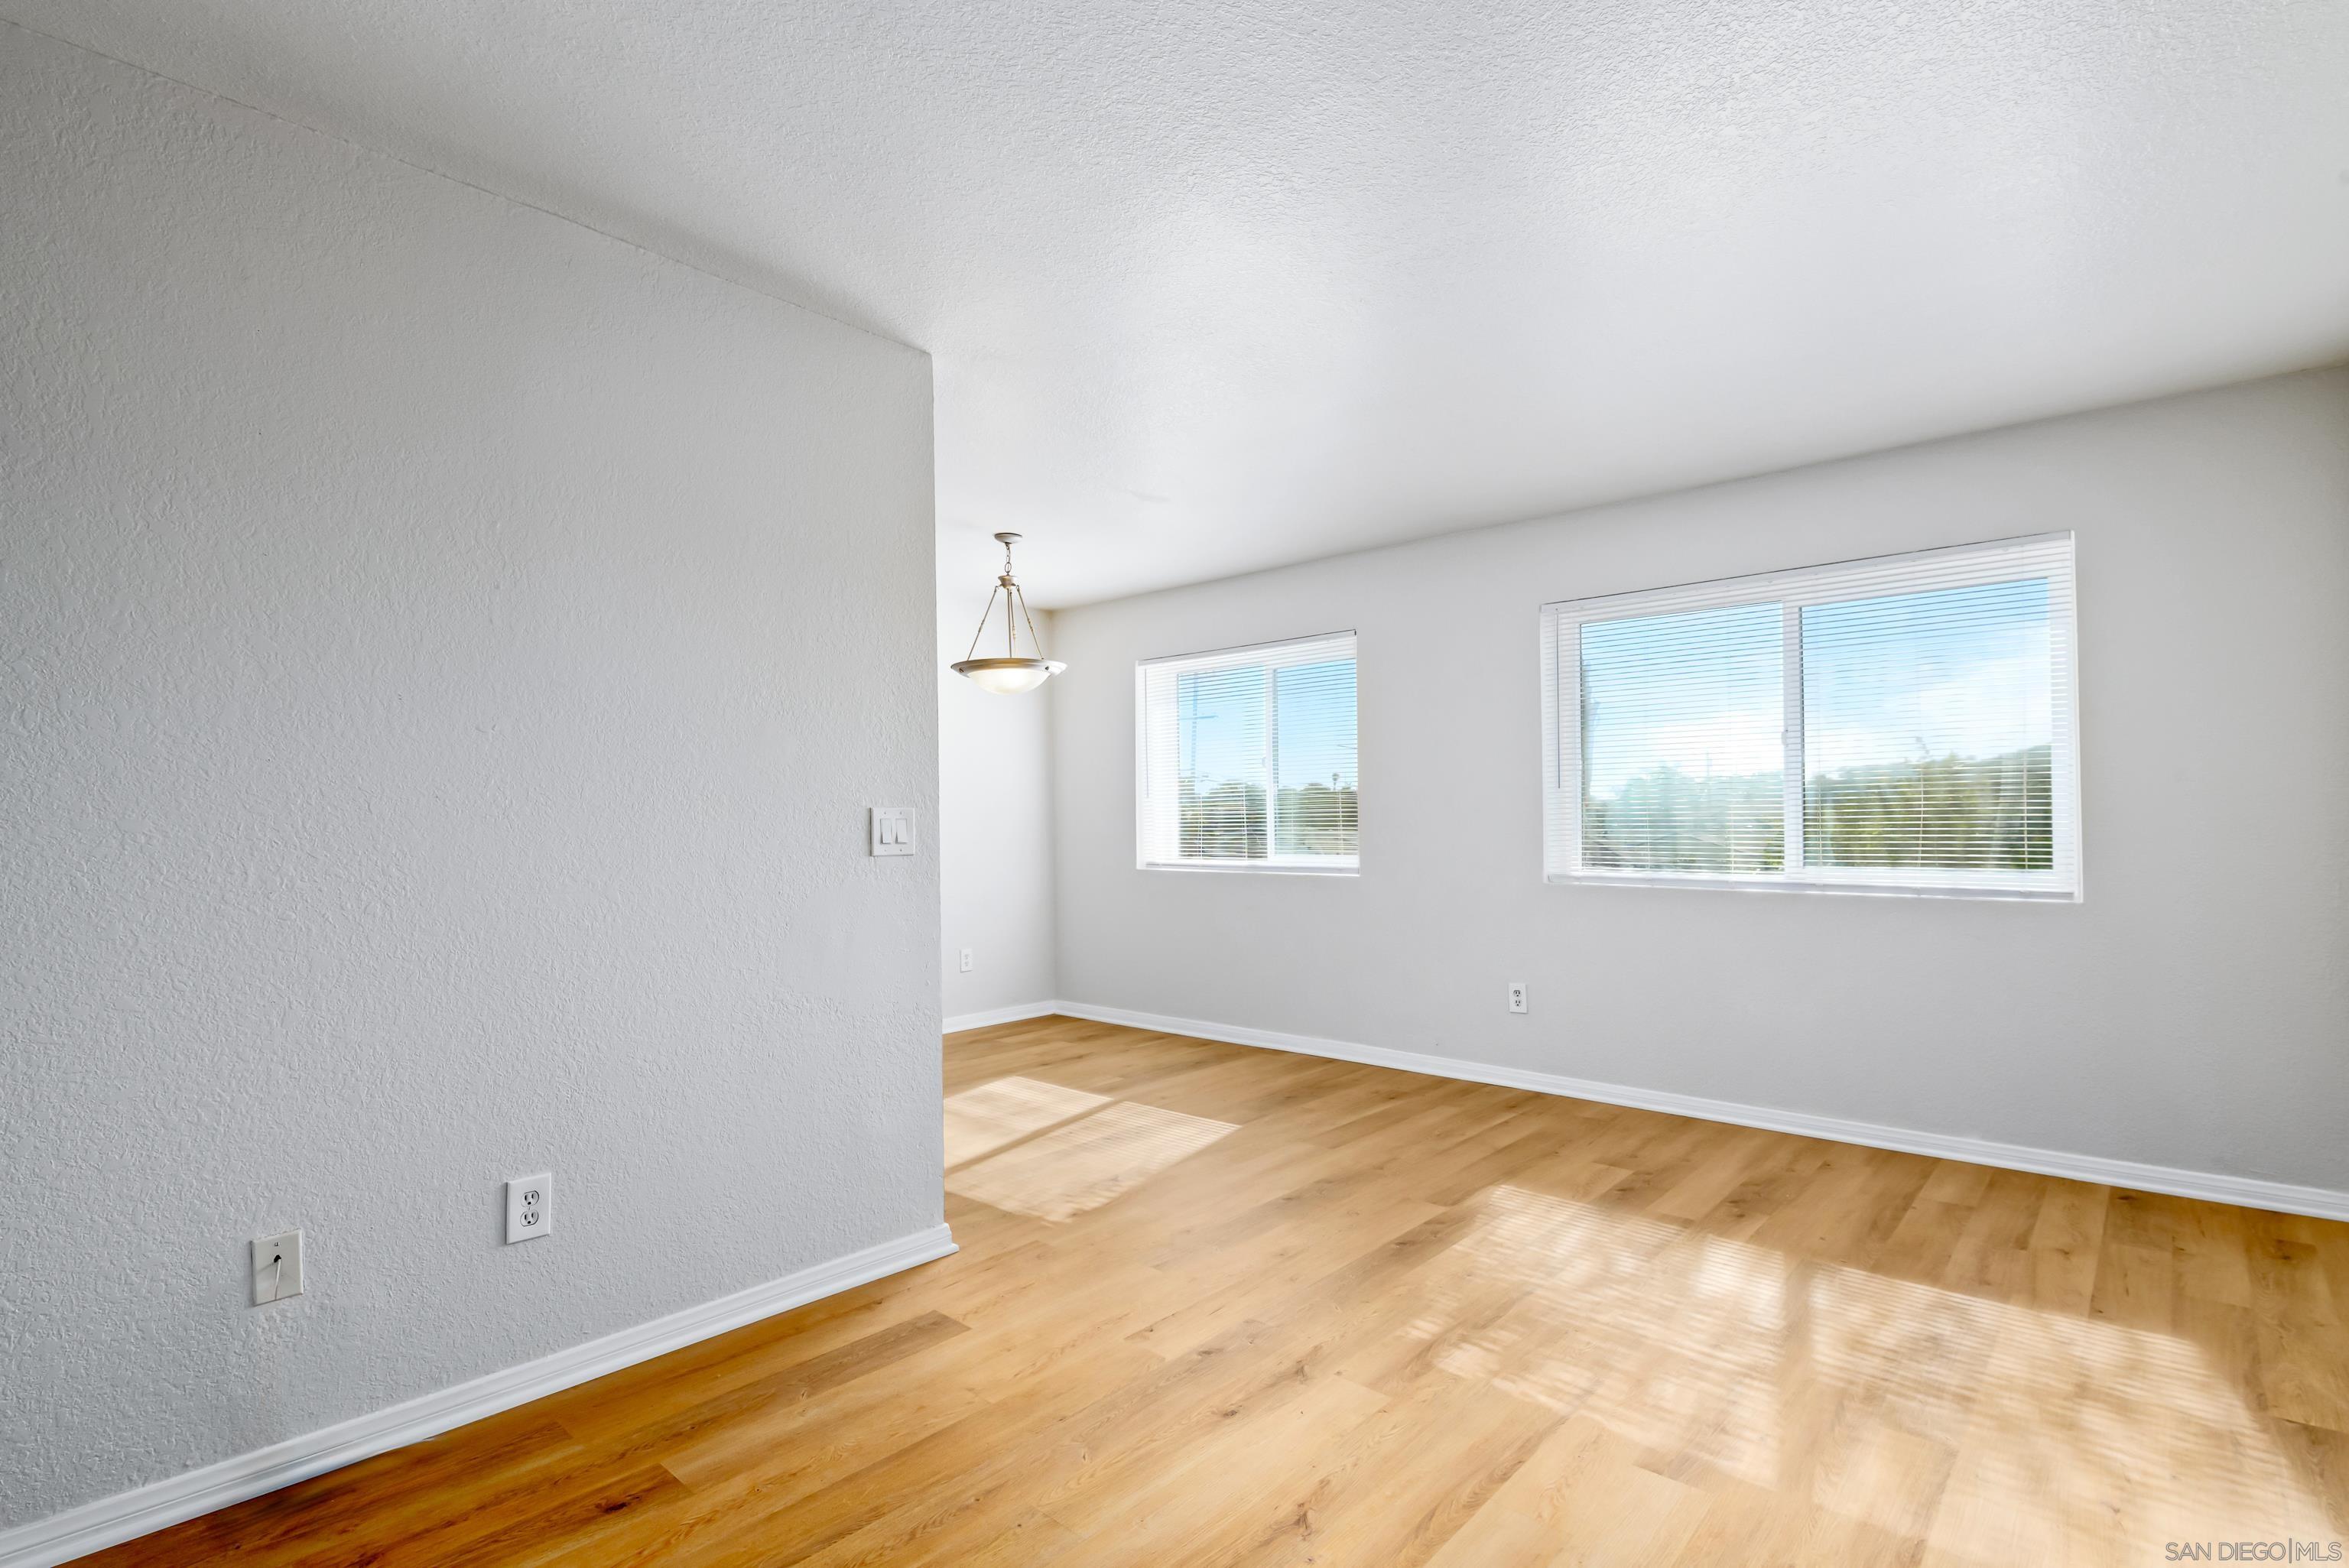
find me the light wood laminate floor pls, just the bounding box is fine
[83,1016,2349,1566]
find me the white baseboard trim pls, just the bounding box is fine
[0,1224,957,1568]
[943,1000,1062,1034]
[1050,1001,2349,1223]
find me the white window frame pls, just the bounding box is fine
[1136,631,1360,875]
[1540,534,2082,901]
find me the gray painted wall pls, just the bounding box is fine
[1051,370,2349,1194]
[0,28,941,1528]
[937,560,1058,1023]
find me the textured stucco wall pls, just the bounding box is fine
[1051,371,2349,1194]
[0,28,940,1529]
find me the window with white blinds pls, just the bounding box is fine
[1542,534,2080,898]
[1138,632,1358,871]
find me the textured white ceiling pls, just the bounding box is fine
[10,2,2347,604]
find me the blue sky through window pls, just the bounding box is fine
[1581,579,2053,800]
[1176,666,1265,791]
[1803,579,2052,778]
[1275,660,1356,790]
[1177,660,1357,792]
[1581,602,1782,800]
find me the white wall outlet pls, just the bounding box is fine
[959,946,973,973]
[505,1174,552,1243]
[869,807,915,856]
[1507,982,1529,1014]
[252,1229,303,1304]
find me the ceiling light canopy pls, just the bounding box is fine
[951,533,1064,695]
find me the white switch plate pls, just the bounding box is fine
[869,807,915,857]
[505,1174,552,1243]
[959,946,973,973]
[1507,982,1529,1014]
[252,1229,303,1304]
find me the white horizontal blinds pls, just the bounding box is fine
[1138,632,1357,868]
[1578,602,1785,875]
[1175,662,1268,860]
[1795,534,2078,891]
[1802,579,2055,876]
[1545,534,2079,897]
[1272,655,1358,859]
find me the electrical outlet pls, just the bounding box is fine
[1507,982,1529,1014]
[505,1174,552,1243]
[959,947,973,973]
[252,1229,303,1304]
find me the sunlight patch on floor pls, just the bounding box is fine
[947,1097,1237,1222]
[1392,1183,2333,1560]
[944,1076,1113,1167]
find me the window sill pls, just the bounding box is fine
[1141,861,1360,878]
[1548,872,2078,903]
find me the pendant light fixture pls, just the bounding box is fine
[951,532,1066,695]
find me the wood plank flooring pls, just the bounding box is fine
[79,1016,2349,1566]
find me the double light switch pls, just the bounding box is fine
[869,807,916,856]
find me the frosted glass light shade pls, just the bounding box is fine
[953,657,1064,695]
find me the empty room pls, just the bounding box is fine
[4,3,2346,1565]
